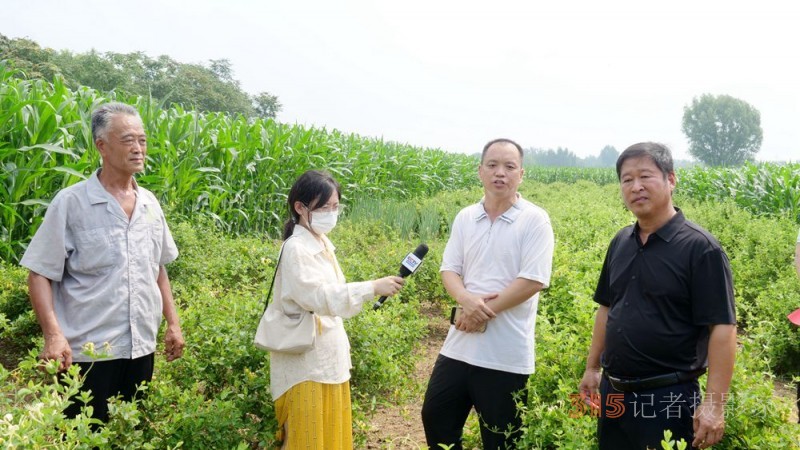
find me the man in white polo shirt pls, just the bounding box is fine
[20,102,184,423]
[421,138,555,449]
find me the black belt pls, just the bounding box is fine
[604,369,706,392]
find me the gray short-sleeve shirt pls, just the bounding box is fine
[20,169,178,362]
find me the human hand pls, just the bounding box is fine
[164,325,185,362]
[692,399,726,449]
[453,293,496,332]
[578,368,602,411]
[459,293,496,323]
[41,332,72,371]
[373,276,405,297]
[455,314,487,333]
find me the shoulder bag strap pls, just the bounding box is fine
[263,236,294,313]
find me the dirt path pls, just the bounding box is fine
[364,303,450,449]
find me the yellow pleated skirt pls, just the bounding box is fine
[274,380,353,450]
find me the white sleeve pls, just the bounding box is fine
[517,211,555,288]
[279,242,374,318]
[20,193,70,281]
[440,209,467,275]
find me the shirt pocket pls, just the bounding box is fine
[71,228,119,274]
[148,221,164,264]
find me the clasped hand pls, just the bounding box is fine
[455,293,497,332]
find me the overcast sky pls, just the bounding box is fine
[4,0,799,161]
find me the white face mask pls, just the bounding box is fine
[309,210,338,234]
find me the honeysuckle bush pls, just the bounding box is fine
[158,219,435,448]
[2,180,800,447]
[511,181,800,449]
[2,56,799,449]
[0,217,435,448]
[0,262,36,369]
[0,353,164,449]
[343,180,800,447]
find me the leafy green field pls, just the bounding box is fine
[3,180,800,448]
[2,66,800,448]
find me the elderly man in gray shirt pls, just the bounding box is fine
[20,102,184,422]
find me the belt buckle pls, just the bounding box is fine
[606,374,628,392]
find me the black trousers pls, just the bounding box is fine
[598,374,700,450]
[63,353,155,422]
[421,354,529,450]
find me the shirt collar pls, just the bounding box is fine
[631,207,685,243]
[476,193,524,224]
[86,169,145,205]
[291,224,335,255]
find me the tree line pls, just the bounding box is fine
[523,145,696,168]
[523,145,620,168]
[0,33,281,119]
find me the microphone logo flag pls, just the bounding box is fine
[401,253,422,274]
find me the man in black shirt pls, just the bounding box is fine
[579,142,736,450]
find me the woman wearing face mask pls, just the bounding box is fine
[268,170,405,449]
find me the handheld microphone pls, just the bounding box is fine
[372,243,429,310]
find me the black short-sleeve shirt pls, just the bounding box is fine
[594,209,735,377]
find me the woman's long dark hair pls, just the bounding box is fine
[282,170,341,240]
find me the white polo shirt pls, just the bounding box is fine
[439,195,554,374]
[20,170,178,362]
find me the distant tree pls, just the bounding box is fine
[253,91,282,119]
[528,147,578,167]
[1,34,282,119]
[522,148,537,167]
[579,155,600,168]
[598,145,619,167]
[209,59,236,83]
[52,49,128,93]
[0,34,60,80]
[681,94,763,166]
[163,62,255,116]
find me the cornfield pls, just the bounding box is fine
[4,60,798,264]
[524,166,618,185]
[0,62,478,262]
[524,163,800,224]
[678,162,800,222]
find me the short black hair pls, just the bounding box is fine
[481,138,524,163]
[616,142,674,179]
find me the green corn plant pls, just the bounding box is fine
[1,63,478,262]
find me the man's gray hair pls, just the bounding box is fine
[91,102,140,142]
